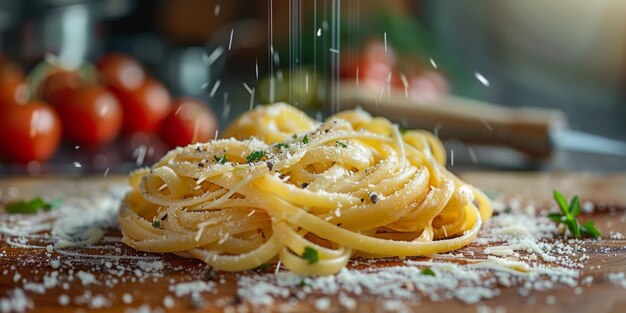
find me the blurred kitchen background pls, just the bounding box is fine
[0,0,625,176]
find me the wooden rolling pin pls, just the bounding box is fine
[336,84,568,158]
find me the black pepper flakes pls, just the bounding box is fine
[369,192,379,204]
[360,198,365,203]
[301,182,309,189]
[266,161,274,171]
[202,265,219,281]
[198,163,204,168]
[160,214,168,221]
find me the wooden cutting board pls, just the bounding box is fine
[0,172,625,313]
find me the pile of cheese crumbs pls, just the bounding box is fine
[1,185,625,312]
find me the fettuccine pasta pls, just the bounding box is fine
[119,103,492,275]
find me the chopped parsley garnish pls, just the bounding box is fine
[152,221,161,228]
[292,134,297,139]
[297,279,310,287]
[399,126,408,134]
[549,190,601,238]
[302,246,319,264]
[302,134,309,144]
[5,197,61,214]
[257,263,271,272]
[503,207,512,214]
[336,141,347,148]
[420,268,436,276]
[274,143,289,149]
[246,150,266,163]
[214,155,228,164]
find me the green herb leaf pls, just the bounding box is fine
[152,221,161,228]
[420,268,436,276]
[547,212,563,223]
[503,207,512,214]
[553,190,570,215]
[551,190,601,238]
[5,197,60,214]
[399,127,408,135]
[567,219,581,238]
[274,143,289,149]
[297,279,310,287]
[302,246,319,264]
[581,221,601,238]
[302,134,309,144]
[336,141,347,148]
[256,263,271,272]
[569,196,581,217]
[246,151,266,163]
[214,155,228,164]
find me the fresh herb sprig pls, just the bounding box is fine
[548,190,600,238]
[420,268,436,276]
[246,151,266,163]
[214,155,228,164]
[302,246,319,264]
[5,197,61,214]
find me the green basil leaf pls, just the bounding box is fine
[569,196,581,217]
[567,220,581,238]
[547,213,564,223]
[553,190,570,215]
[581,221,601,238]
[5,197,57,214]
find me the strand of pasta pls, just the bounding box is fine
[119,103,492,275]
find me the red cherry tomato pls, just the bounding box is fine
[406,70,449,101]
[56,85,123,146]
[358,58,395,91]
[339,50,360,79]
[361,40,396,67]
[39,70,81,106]
[114,78,172,134]
[0,56,24,83]
[97,53,145,91]
[159,98,218,148]
[0,102,61,163]
[353,40,401,91]
[0,80,29,113]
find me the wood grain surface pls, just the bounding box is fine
[0,172,625,313]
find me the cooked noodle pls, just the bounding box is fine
[119,103,492,275]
